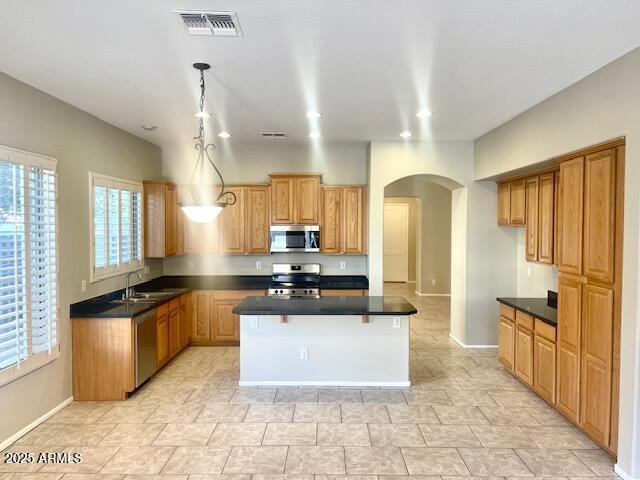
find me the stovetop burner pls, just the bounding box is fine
[268,263,320,298]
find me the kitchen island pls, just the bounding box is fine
[233,296,417,387]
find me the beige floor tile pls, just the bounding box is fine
[454,376,501,390]
[145,404,202,423]
[479,407,542,426]
[418,378,462,391]
[344,447,407,475]
[153,423,216,446]
[418,424,481,447]
[43,424,114,447]
[401,447,468,475]
[262,423,317,446]
[526,407,572,426]
[274,389,319,404]
[161,446,230,475]
[230,390,276,405]
[515,448,596,477]
[380,476,440,480]
[99,447,175,475]
[0,473,66,479]
[470,425,537,448]
[97,405,158,424]
[285,447,346,474]
[487,391,544,408]
[522,426,596,449]
[244,406,294,423]
[340,405,390,423]
[99,423,165,446]
[360,390,407,404]
[188,389,237,405]
[316,423,371,446]
[403,390,452,406]
[457,448,533,476]
[63,474,128,479]
[318,390,362,404]
[293,405,340,423]
[571,449,616,476]
[223,446,288,474]
[251,475,312,480]
[13,424,66,446]
[46,404,113,425]
[386,405,440,424]
[186,475,251,480]
[317,476,377,480]
[197,405,248,423]
[39,446,119,474]
[432,406,489,424]
[208,423,266,446]
[368,424,425,446]
[446,390,498,407]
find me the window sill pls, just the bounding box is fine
[0,347,60,389]
[90,261,145,283]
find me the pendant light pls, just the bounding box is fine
[179,63,236,223]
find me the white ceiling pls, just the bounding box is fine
[1,0,640,148]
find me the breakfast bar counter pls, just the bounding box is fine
[233,296,416,387]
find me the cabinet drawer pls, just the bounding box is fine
[535,319,556,342]
[499,303,515,321]
[516,310,534,330]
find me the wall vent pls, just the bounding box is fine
[176,11,242,37]
[261,132,287,139]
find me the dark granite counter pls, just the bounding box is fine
[497,297,557,326]
[70,288,190,318]
[233,296,417,316]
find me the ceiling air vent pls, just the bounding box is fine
[176,11,242,37]
[261,132,287,139]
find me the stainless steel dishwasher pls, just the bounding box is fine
[134,310,157,388]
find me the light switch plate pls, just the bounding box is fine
[81,279,87,292]
[300,347,309,360]
[256,261,262,270]
[249,316,258,328]
[340,261,346,269]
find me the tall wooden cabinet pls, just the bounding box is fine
[538,172,556,264]
[321,185,367,255]
[143,181,178,257]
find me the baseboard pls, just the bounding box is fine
[615,464,638,480]
[0,396,73,451]
[239,380,411,387]
[449,333,498,349]
[414,290,451,297]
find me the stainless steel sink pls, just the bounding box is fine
[111,298,157,304]
[111,291,176,304]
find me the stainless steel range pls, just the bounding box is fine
[267,263,321,298]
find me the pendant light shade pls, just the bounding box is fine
[179,63,236,223]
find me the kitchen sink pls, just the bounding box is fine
[111,291,176,304]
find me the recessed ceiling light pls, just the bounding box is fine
[194,111,210,118]
[400,131,412,138]
[416,110,432,118]
[309,132,321,139]
[141,125,157,131]
[218,131,231,138]
[306,111,323,119]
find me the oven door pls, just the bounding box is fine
[270,225,320,252]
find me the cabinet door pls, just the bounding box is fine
[515,325,534,386]
[179,294,190,348]
[182,215,220,255]
[321,187,341,253]
[220,187,245,254]
[191,291,211,341]
[497,182,511,225]
[498,316,515,372]
[534,334,556,404]
[321,289,365,297]
[168,309,180,358]
[165,184,177,256]
[580,284,614,445]
[510,179,526,225]
[553,171,560,266]
[538,172,555,264]
[156,313,170,369]
[211,300,239,341]
[525,176,539,261]
[342,187,366,254]
[583,149,616,284]
[246,186,270,254]
[271,178,294,224]
[557,274,582,421]
[558,157,584,275]
[294,177,320,224]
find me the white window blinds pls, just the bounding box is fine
[90,173,143,281]
[0,145,58,386]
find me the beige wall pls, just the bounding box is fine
[0,72,163,445]
[385,180,452,295]
[474,48,640,479]
[162,142,369,276]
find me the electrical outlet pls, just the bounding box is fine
[144,266,150,275]
[527,267,532,276]
[188,261,195,271]
[249,316,258,328]
[393,317,401,328]
[256,261,262,270]
[340,261,346,269]
[300,347,309,360]
[81,279,87,292]
[431,278,436,286]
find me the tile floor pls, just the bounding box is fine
[1,283,619,480]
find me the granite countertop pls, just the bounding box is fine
[233,296,417,316]
[497,297,557,326]
[70,288,190,318]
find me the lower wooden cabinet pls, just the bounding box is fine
[211,301,239,341]
[557,274,582,422]
[168,299,180,358]
[191,291,212,341]
[156,305,170,369]
[498,316,515,371]
[534,332,557,404]
[179,294,191,349]
[321,289,367,297]
[515,324,534,386]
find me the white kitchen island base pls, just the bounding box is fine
[239,314,410,387]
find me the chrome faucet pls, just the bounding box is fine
[125,271,143,299]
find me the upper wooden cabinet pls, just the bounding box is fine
[321,185,367,255]
[558,157,585,275]
[220,187,246,254]
[246,186,270,254]
[538,172,555,264]
[497,180,525,226]
[269,175,320,225]
[143,181,177,258]
[497,182,511,225]
[525,177,539,261]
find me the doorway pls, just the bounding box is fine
[383,203,409,282]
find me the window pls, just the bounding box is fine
[0,145,58,386]
[90,173,143,281]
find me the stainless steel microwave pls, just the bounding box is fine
[270,225,320,253]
